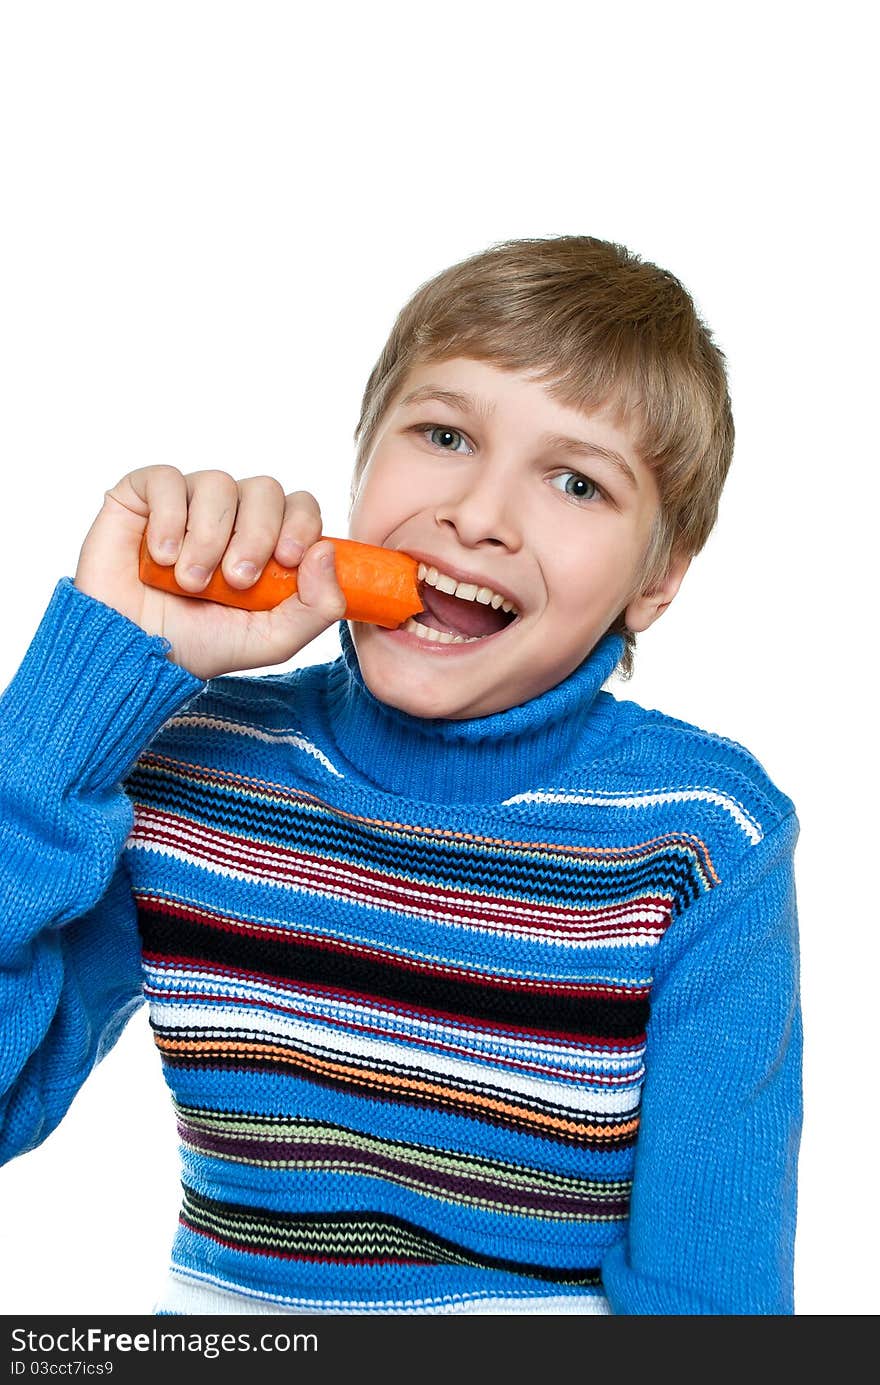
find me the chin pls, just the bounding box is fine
[351,626,505,720]
[367,669,459,720]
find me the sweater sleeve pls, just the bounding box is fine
[600,811,802,1315]
[0,577,207,1164]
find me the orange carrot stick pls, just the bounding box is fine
[138,532,422,629]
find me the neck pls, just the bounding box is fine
[321,622,626,803]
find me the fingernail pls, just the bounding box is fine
[186,565,210,585]
[159,538,180,557]
[318,547,336,570]
[232,560,257,582]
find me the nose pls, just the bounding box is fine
[433,456,523,552]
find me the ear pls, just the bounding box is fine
[623,551,692,634]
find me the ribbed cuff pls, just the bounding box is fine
[0,577,207,793]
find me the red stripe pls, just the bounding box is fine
[129,806,674,940]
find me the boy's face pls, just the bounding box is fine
[347,357,684,720]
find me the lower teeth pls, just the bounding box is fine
[401,618,482,644]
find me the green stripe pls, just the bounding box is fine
[175,1101,631,1215]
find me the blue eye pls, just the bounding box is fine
[550,471,600,502]
[426,425,472,454]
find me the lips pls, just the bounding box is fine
[416,581,513,639]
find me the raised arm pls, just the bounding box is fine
[601,813,802,1314]
[0,577,206,1162]
[2,464,349,1165]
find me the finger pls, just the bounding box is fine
[106,466,189,559]
[273,490,324,568]
[219,474,287,588]
[175,469,241,591]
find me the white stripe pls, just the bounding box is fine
[144,964,645,1074]
[134,858,662,949]
[162,712,344,777]
[128,813,670,948]
[150,1000,642,1114]
[157,1266,611,1315]
[132,807,672,927]
[502,786,763,844]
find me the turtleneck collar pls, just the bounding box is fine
[321,621,625,804]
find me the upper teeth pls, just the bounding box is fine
[417,563,518,615]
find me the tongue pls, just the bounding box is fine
[416,583,512,638]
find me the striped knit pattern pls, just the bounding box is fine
[178,1186,604,1285]
[115,630,762,1313]
[171,1104,633,1220]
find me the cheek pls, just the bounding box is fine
[548,547,606,606]
[545,537,643,620]
[349,467,399,537]
[351,450,412,517]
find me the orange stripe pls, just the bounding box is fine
[154,1036,639,1141]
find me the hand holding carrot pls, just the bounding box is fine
[73,466,348,680]
[138,532,421,628]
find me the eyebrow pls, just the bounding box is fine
[399,385,496,419]
[398,385,639,490]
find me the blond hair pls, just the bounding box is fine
[350,235,734,677]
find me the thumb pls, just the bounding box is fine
[294,540,347,616]
[265,539,348,653]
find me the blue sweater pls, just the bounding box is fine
[0,577,802,1315]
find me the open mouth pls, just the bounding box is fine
[400,563,520,645]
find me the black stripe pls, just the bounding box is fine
[138,904,649,1038]
[126,760,711,912]
[180,1185,602,1287]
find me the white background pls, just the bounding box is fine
[1,1,875,1317]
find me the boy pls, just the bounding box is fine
[0,235,801,1315]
